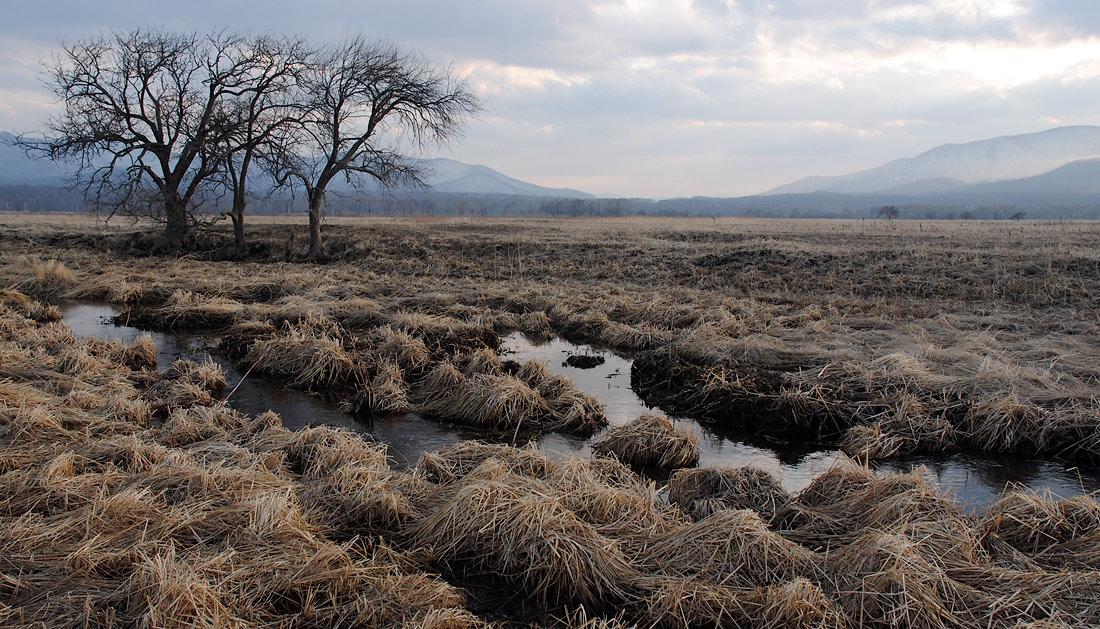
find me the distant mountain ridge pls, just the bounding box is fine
[0,132,593,199]
[418,158,592,198]
[766,126,1100,195]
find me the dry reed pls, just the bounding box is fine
[640,508,823,589]
[246,319,362,390]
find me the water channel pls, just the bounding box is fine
[62,303,1100,511]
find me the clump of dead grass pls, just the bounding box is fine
[840,393,957,460]
[27,257,79,294]
[447,373,550,430]
[668,465,792,522]
[515,360,608,433]
[164,357,227,391]
[593,414,700,469]
[158,403,248,447]
[639,508,823,589]
[828,530,983,629]
[140,289,246,330]
[414,440,553,485]
[372,324,432,372]
[246,319,363,391]
[457,347,504,377]
[145,358,227,416]
[981,489,1100,569]
[0,288,62,322]
[276,425,422,532]
[409,463,635,606]
[343,360,413,415]
[549,456,678,541]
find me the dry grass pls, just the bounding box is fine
[17,257,80,296]
[138,289,246,330]
[593,414,700,469]
[246,318,363,391]
[409,460,636,607]
[414,440,554,485]
[828,530,981,629]
[446,372,550,430]
[980,489,1100,570]
[0,293,475,628]
[4,216,1100,626]
[668,465,792,522]
[344,359,414,415]
[639,508,823,588]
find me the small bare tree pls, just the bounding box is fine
[271,37,480,259]
[213,35,308,257]
[19,30,269,249]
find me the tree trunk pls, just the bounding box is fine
[307,189,325,259]
[164,195,190,249]
[232,156,252,258]
[231,196,246,258]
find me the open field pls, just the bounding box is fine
[2,213,1100,626]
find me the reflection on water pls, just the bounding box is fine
[502,334,652,426]
[502,332,1100,508]
[503,332,846,493]
[60,304,1100,510]
[876,454,1098,509]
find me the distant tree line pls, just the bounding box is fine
[11,29,479,258]
[5,183,1099,221]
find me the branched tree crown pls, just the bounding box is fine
[271,37,481,258]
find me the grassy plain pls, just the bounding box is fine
[1,213,1099,627]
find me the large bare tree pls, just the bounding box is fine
[21,30,268,249]
[272,37,480,259]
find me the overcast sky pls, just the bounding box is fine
[2,0,1099,198]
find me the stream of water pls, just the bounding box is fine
[62,303,1100,509]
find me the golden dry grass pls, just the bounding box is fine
[3,215,1100,626]
[592,413,701,469]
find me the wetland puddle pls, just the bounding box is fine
[62,304,1100,510]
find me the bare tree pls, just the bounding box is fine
[213,35,308,257]
[271,37,480,259]
[18,30,262,249]
[877,205,900,221]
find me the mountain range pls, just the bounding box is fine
[764,126,1100,197]
[0,132,592,199]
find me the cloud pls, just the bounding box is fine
[2,0,1099,196]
